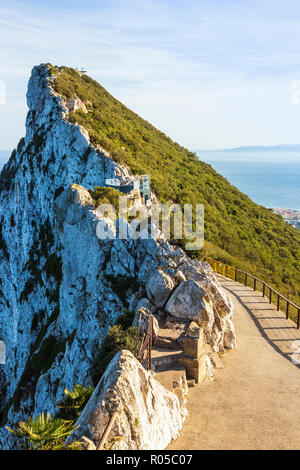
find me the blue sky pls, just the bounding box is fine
[1,0,300,153]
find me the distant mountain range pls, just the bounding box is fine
[214,144,300,152]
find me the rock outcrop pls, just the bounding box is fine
[146,270,175,308]
[165,280,213,324]
[67,350,186,450]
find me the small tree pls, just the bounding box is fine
[92,324,138,385]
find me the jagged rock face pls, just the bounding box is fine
[0,64,235,448]
[165,280,213,325]
[0,65,132,448]
[67,350,186,450]
[194,264,236,350]
[146,270,175,307]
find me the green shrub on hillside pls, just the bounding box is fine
[88,186,121,211]
[92,323,138,386]
[106,276,139,304]
[56,384,94,421]
[44,254,62,282]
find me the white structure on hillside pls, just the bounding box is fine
[138,175,151,203]
[105,178,121,187]
[104,174,151,204]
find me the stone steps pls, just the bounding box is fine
[151,346,188,404]
[151,320,211,403]
[154,363,186,391]
[151,347,183,372]
[154,361,188,405]
[154,337,182,350]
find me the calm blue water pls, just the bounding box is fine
[197,151,300,211]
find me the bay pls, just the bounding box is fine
[197,151,300,211]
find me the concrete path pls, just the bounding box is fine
[167,275,300,450]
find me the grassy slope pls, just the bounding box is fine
[48,65,300,306]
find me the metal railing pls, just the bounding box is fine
[96,408,119,450]
[137,315,154,370]
[97,314,154,450]
[204,257,300,329]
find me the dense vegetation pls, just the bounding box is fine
[49,65,300,306]
[88,185,121,211]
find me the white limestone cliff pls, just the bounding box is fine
[0,64,235,449]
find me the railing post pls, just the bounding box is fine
[97,408,119,450]
[134,311,142,357]
[148,335,151,370]
[150,315,154,346]
[206,257,300,329]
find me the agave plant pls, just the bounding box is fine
[6,412,83,450]
[56,384,94,420]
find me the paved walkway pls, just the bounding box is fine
[167,275,300,450]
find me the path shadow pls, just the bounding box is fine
[218,277,300,369]
[263,326,296,330]
[255,316,287,320]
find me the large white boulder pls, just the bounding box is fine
[67,350,186,450]
[223,317,236,349]
[196,273,233,318]
[175,260,236,351]
[165,280,214,330]
[195,273,236,350]
[145,269,175,307]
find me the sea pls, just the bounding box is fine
[197,151,300,211]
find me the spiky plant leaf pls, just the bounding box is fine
[56,384,94,420]
[6,412,82,450]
